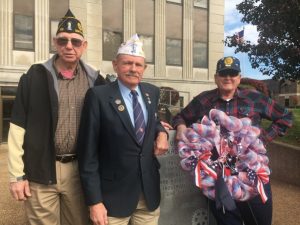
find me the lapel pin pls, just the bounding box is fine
[118,105,125,111]
[145,93,151,104]
[115,99,121,105]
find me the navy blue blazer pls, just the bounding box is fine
[77,80,165,217]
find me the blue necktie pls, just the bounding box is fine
[131,90,146,144]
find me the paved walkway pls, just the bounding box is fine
[0,144,299,225]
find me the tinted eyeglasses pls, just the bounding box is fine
[56,37,84,48]
[218,70,239,77]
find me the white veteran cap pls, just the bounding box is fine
[117,34,145,58]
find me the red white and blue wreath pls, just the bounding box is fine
[177,109,270,203]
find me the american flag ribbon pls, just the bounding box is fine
[257,178,268,203]
[256,168,270,203]
[195,160,218,188]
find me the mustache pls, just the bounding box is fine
[125,73,139,78]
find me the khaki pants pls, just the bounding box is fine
[108,194,160,225]
[24,160,89,225]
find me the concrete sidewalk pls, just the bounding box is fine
[1,144,299,225]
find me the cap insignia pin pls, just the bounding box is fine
[67,21,72,31]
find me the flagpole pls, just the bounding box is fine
[242,53,245,77]
[242,27,245,77]
[235,28,245,76]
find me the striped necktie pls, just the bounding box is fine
[131,90,146,144]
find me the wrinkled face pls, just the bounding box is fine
[112,54,147,90]
[53,32,87,65]
[215,70,241,97]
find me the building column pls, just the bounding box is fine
[208,0,224,80]
[0,0,13,66]
[154,0,166,78]
[86,0,102,68]
[182,0,193,79]
[34,0,50,62]
[123,0,135,41]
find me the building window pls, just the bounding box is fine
[103,31,123,61]
[193,42,207,68]
[49,0,69,52]
[103,0,123,61]
[139,35,154,63]
[13,0,34,50]
[167,0,182,3]
[193,6,208,68]
[136,0,154,63]
[194,0,208,8]
[166,39,182,66]
[166,2,183,66]
[50,20,59,52]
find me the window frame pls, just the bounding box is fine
[166,38,183,66]
[193,41,208,68]
[136,0,155,64]
[139,34,155,64]
[13,13,35,51]
[193,3,208,68]
[166,1,183,66]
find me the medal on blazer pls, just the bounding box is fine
[145,93,151,104]
[115,99,121,105]
[118,105,125,111]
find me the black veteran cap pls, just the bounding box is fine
[216,56,241,73]
[56,9,84,37]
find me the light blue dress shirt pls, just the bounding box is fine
[118,80,148,127]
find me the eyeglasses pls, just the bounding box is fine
[56,37,84,48]
[218,70,239,77]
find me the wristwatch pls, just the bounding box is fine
[16,175,27,181]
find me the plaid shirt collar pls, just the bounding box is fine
[211,88,247,103]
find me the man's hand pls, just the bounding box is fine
[154,132,169,156]
[175,124,187,141]
[89,203,108,225]
[9,180,31,201]
[160,121,173,130]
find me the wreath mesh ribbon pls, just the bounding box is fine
[177,109,270,203]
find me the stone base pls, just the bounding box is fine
[158,131,216,225]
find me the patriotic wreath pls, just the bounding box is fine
[177,109,270,202]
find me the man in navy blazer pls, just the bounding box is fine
[77,34,169,225]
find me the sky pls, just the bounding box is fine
[224,0,268,80]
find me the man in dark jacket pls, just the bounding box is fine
[77,34,169,225]
[7,9,105,225]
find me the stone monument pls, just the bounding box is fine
[157,130,216,225]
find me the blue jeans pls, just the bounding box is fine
[209,182,272,225]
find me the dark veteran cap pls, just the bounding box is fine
[56,9,84,37]
[216,56,241,73]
